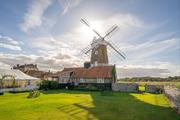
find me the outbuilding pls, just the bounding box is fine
[70,65,116,84]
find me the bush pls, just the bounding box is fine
[72,83,111,91]
[50,81,59,89]
[27,90,40,98]
[40,80,50,90]
[9,90,29,93]
[0,92,4,95]
[40,80,59,90]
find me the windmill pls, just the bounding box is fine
[81,18,126,67]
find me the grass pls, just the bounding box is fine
[139,86,145,92]
[0,90,179,120]
[177,84,180,89]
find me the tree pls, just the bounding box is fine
[0,75,3,90]
[112,65,117,83]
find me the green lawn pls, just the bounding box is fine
[139,86,145,92]
[0,90,179,120]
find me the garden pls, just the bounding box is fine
[0,90,179,120]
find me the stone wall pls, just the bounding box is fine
[145,85,164,93]
[112,83,139,92]
[164,86,180,114]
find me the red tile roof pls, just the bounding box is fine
[43,66,114,79]
[49,67,84,77]
[53,71,71,76]
[63,67,84,72]
[71,66,113,79]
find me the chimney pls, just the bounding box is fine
[84,62,91,69]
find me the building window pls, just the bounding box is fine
[97,78,104,83]
[80,78,85,83]
[27,80,31,85]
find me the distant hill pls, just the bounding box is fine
[118,76,180,82]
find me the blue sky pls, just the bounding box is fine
[0,0,179,78]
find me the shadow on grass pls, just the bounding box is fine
[43,90,180,120]
[41,89,94,95]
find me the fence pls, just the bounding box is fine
[164,86,180,114]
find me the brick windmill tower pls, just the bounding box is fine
[81,18,126,67]
[90,37,109,65]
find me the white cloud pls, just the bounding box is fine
[3,11,180,78]
[0,35,22,51]
[117,67,170,78]
[116,61,180,78]
[20,0,83,33]
[1,52,178,78]
[25,13,179,77]
[0,62,11,70]
[29,36,85,68]
[29,13,145,54]
[20,0,53,32]
[0,50,82,72]
[0,44,21,51]
[124,38,180,59]
[60,0,83,15]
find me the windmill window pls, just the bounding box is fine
[95,51,98,55]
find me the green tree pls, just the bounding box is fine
[112,65,117,83]
[0,75,3,90]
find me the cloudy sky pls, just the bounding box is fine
[0,0,180,78]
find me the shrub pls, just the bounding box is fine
[0,92,4,95]
[40,80,50,90]
[9,90,29,93]
[40,80,59,90]
[27,90,40,98]
[50,81,59,89]
[72,83,111,91]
